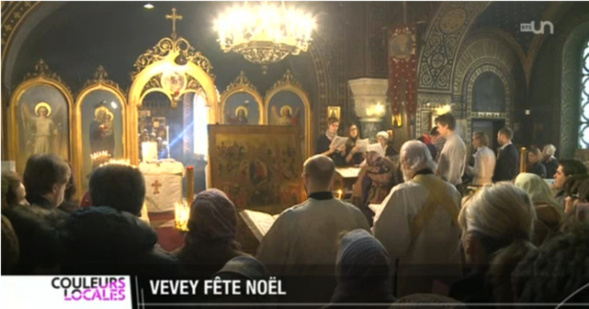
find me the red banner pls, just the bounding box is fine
[388,25,417,116]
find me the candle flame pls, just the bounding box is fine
[175,201,190,231]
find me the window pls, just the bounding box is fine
[193,91,209,157]
[472,72,506,112]
[579,40,589,148]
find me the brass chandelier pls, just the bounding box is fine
[214,1,316,65]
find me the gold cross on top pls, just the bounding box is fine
[166,8,183,34]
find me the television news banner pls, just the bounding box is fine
[2,274,295,308]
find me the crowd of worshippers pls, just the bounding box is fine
[2,115,589,306]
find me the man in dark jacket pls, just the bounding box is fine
[59,164,179,277]
[493,127,519,182]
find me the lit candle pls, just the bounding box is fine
[186,166,195,207]
[520,147,527,174]
[175,201,189,232]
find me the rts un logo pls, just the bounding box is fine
[520,21,554,35]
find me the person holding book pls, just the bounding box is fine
[343,124,365,166]
[257,155,370,302]
[315,117,346,166]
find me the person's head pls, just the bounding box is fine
[332,229,393,302]
[348,124,359,139]
[38,106,48,117]
[472,132,489,149]
[96,109,106,122]
[89,164,145,216]
[514,173,563,216]
[554,159,588,190]
[429,126,440,143]
[302,155,335,193]
[327,117,339,135]
[376,131,388,148]
[23,154,71,207]
[513,223,589,303]
[211,256,272,305]
[527,146,541,165]
[497,127,513,146]
[187,189,237,245]
[400,140,436,182]
[2,172,27,208]
[435,113,456,137]
[459,183,536,278]
[562,174,589,214]
[541,144,556,159]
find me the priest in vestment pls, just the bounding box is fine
[257,155,369,301]
[374,141,462,297]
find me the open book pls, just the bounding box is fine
[335,166,361,178]
[355,138,370,153]
[239,209,281,242]
[329,136,348,150]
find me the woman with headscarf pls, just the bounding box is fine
[175,189,248,279]
[329,229,394,306]
[352,144,399,226]
[449,183,536,304]
[514,173,563,245]
[364,144,398,206]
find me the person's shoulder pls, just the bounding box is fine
[390,181,422,196]
[278,200,311,218]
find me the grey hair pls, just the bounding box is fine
[400,140,437,175]
[542,144,556,157]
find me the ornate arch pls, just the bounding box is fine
[463,63,514,142]
[220,71,264,125]
[417,2,489,91]
[7,59,75,173]
[453,32,519,149]
[74,66,128,195]
[265,69,313,158]
[415,1,490,135]
[128,33,218,164]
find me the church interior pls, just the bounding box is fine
[2,1,589,306]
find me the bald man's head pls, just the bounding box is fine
[303,155,335,190]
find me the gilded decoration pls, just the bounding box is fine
[220,71,264,125]
[23,59,73,95]
[8,59,75,174]
[75,66,128,198]
[127,8,219,165]
[131,36,214,81]
[266,69,303,96]
[265,69,312,158]
[225,70,258,93]
[82,65,125,95]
